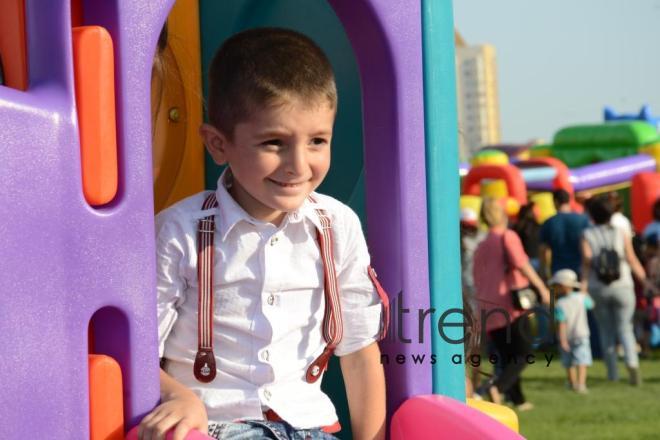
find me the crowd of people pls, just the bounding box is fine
[460,190,660,411]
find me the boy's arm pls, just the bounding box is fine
[138,369,208,440]
[339,342,386,440]
[557,322,570,353]
[554,306,570,352]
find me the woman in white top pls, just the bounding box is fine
[581,196,653,385]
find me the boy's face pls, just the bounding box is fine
[553,284,572,295]
[201,96,334,224]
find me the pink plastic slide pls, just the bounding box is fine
[390,395,525,440]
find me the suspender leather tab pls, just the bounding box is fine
[194,348,217,383]
[306,346,334,383]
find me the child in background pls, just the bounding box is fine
[643,235,660,349]
[551,269,594,394]
[139,28,388,440]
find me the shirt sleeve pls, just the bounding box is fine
[155,212,188,358]
[583,295,595,310]
[554,304,566,322]
[503,230,529,270]
[580,214,590,231]
[333,207,383,357]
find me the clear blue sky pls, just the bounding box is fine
[453,0,660,144]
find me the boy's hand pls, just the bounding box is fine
[138,389,208,440]
[560,341,571,353]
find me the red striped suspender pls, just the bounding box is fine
[368,266,391,341]
[193,193,389,384]
[193,193,219,382]
[305,195,343,383]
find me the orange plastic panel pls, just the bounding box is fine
[89,354,124,440]
[0,0,28,90]
[631,172,660,234]
[72,26,118,206]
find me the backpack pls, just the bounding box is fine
[593,227,621,285]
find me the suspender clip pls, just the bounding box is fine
[306,346,334,384]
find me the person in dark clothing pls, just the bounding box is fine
[513,202,541,270]
[539,189,590,280]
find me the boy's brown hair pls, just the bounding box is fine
[208,27,337,139]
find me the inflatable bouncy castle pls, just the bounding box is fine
[0,1,521,438]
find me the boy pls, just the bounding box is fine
[550,269,594,394]
[139,28,388,440]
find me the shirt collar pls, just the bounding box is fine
[295,195,325,232]
[213,169,325,241]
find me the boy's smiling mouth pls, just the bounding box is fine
[268,178,307,188]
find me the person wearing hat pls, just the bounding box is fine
[550,269,594,393]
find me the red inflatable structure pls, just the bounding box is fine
[631,172,660,233]
[463,164,527,206]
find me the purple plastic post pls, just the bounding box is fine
[329,0,433,414]
[0,0,174,438]
[570,154,656,191]
[0,1,432,437]
[526,154,657,192]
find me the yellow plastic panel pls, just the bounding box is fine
[467,398,519,433]
[152,0,204,213]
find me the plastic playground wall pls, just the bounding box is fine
[0,0,438,438]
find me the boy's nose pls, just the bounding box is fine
[285,144,308,176]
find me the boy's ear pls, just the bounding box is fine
[200,123,229,165]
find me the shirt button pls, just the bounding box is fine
[262,350,270,362]
[267,294,275,306]
[270,236,279,246]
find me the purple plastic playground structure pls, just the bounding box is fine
[526,154,657,192]
[0,1,432,438]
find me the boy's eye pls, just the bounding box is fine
[311,137,328,146]
[261,139,283,148]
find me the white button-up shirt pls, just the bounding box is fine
[155,174,383,429]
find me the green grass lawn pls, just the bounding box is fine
[516,350,660,439]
